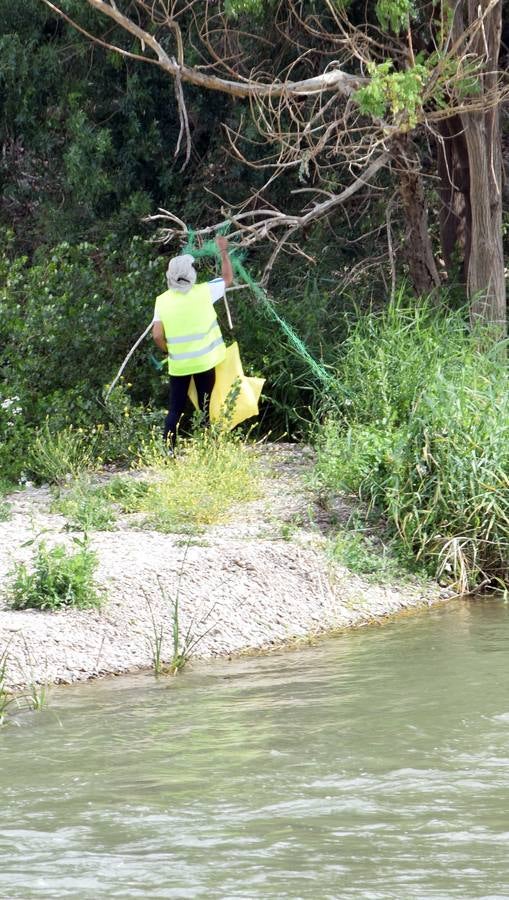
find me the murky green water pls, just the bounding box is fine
[1,600,509,899]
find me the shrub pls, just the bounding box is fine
[8,537,102,611]
[0,390,30,484]
[95,383,160,465]
[316,296,509,591]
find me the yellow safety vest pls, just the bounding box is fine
[154,283,226,376]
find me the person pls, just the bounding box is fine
[152,236,233,448]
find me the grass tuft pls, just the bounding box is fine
[0,647,12,726]
[137,430,260,533]
[52,478,117,531]
[28,423,95,484]
[99,475,150,512]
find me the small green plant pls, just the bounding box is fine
[166,584,215,676]
[52,479,117,531]
[356,59,428,129]
[0,647,13,726]
[0,498,10,521]
[28,423,95,484]
[138,430,260,533]
[97,383,161,466]
[329,526,422,583]
[146,546,218,676]
[25,681,49,711]
[8,536,102,611]
[18,635,50,711]
[99,475,150,512]
[146,595,165,676]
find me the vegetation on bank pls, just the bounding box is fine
[0,233,335,487]
[4,428,260,610]
[0,4,507,599]
[7,537,101,612]
[1,239,508,594]
[49,430,259,534]
[316,298,509,593]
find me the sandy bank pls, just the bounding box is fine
[0,445,448,691]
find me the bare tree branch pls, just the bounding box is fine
[145,151,390,284]
[42,0,366,98]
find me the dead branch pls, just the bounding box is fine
[145,152,390,273]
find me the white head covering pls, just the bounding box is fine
[166,254,197,293]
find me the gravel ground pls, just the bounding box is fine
[0,445,448,690]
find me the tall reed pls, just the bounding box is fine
[316,294,509,591]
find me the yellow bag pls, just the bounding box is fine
[188,342,264,431]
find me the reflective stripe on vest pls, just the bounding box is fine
[169,319,218,345]
[169,335,225,361]
[154,283,227,376]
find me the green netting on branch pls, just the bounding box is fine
[182,230,334,389]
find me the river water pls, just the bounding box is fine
[1,599,509,899]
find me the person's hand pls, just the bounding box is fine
[216,235,229,252]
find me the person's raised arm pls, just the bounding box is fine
[216,235,233,288]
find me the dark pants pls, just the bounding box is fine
[163,368,216,445]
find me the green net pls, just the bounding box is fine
[182,230,335,389]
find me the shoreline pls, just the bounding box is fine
[0,445,450,692]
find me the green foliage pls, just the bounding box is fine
[8,537,102,611]
[328,515,423,582]
[0,236,166,480]
[28,423,95,484]
[234,266,341,436]
[355,60,428,128]
[52,479,117,531]
[316,296,509,591]
[0,385,29,484]
[0,236,164,419]
[0,1,238,251]
[98,475,150,512]
[52,473,151,531]
[97,384,161,465]
[137,430,260,533]
[376,0,414,33]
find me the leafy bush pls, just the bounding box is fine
[8,537,102,611]
[0,237,164,418]
[95,383,161,465]
[316,296,509,591]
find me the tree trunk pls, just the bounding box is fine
[464,109,506,331]
[436,115,472,284]
[446,0,506,334]
[393,136,441,296]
